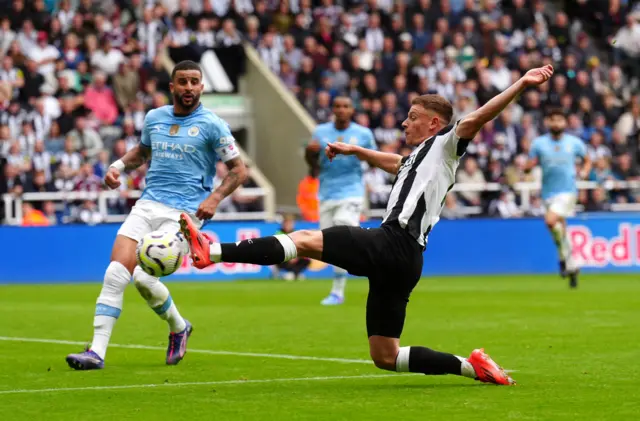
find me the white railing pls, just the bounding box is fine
[4,180,640,225]
[2,187,276,225]
[367,180,640,218]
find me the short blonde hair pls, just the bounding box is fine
[411,94,454,125]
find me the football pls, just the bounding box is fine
[136,230,188,277]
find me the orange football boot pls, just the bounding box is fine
[179,213,213,269]
[468,348,516,385]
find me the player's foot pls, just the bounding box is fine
[321,293,344,306]
[282,272,295,281]
[166,320,193,365]
[66,349,104,370]
[568,270,579,289]
[467,348,515,386]
[179,213,213,269]
[559,260,567,278]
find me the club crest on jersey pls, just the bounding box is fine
[349,137,358,144]
[188,126,200,137]
[554,145,560,152]
[169,124,180,136]
[337,136,343,143]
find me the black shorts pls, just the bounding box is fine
[322,223,423,339]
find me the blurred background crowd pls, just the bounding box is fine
[1,0,640,225]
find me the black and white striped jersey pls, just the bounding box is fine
[382,122,471,248]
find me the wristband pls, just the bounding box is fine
[110,159,125,172]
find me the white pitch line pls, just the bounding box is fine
[0,374,403,395]
[0,336,372,364]
[0,336,517,373]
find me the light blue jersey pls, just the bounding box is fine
[529,133,587,199]
[139,104,239,212]
[311,122,376,202]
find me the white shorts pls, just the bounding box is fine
[319,198,363,229]
[117,199,202,242]
[544,193,577,218]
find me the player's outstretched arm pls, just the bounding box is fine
[105,144,151,189]
[325,142,402,175]
[456,65,554,140]
[196,157,248,220]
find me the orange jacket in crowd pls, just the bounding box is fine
[297,175,319,222]
[22,209,50,227]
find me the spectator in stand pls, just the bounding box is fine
[3,0,640,224]
[67,116,103,160]
[21,201,50,226]
[83,71,119,126]
[456,157,485,207]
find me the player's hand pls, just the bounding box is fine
[325,142,356,162]
[104,167,121,189]
[196,197,218,220]
[522,65,554,87]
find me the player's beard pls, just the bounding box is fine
[175,92,200,113]
[549,128,564,137]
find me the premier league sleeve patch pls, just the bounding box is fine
[215,140,240,162]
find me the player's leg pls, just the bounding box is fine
[366,280,515,385]
[131,215,197,365]
[327,198,363,304]
[66,234,139,370]
[544,193,579,287]
[319,200,347,305]
[179,212,370,275]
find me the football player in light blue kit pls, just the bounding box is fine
[66,61,247,370]
[527,108,591,288]
[306,97,376,305]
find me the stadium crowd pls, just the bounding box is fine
[1,0,640,225]
[247,0,640,218]
[0,0,260,226]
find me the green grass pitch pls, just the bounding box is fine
[0,275,639,420]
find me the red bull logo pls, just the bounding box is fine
[568,224,638,268]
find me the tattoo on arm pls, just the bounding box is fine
[122,145,151,172]
[211,157,248,201]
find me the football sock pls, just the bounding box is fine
[212,234,297,265]
[92,261,130,360]
[330,267,348,298]
[133,266,186,333]
[551,222,568,260]
[551,222,576,270]
[395,346,475,377]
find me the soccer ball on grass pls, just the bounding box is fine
[136,230,188,277]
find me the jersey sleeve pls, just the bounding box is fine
[443,121,472,158]
[140,111,152,147]
[211,119,240,162]
[307,127,321,148]
[529,138,541,160]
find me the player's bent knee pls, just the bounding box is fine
[545,212,559,227]
[370,351,398,371]
[133,266,159,299]
[289,230,323,254]
[102,261,131,296]
[111,235,139,273]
